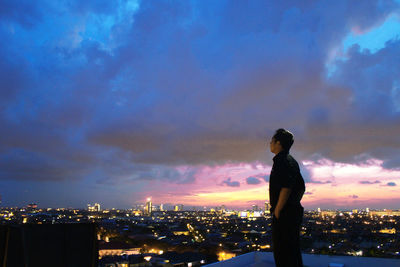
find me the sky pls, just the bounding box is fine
[1,0,400,210]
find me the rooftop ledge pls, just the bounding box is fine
[204,251,400,267]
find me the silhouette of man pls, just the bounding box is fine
[269,128,305,267]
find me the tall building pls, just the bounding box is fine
[264,201,270,214]
[174,204,184,211]
[94,203,100,212]
[252,204,259,212]
[160,203,164,211]
[145,198,152,215]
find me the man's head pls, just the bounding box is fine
[269,128,294,155]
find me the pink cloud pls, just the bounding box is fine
[137,158,400,210]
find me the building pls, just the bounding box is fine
[99,241,141,258]
[94,203,101,212]
[252,205,259,212]
[221,205,226,213]
[27,203,38,210]
[369,210,400,216]
[144,198,152,215]
[88,203,101,212]
[0,223,98,266]
[264,201,270,214]
[174,204,184,211]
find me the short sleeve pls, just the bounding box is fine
[278,160,295,189]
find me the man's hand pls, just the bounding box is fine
[274,187,292,220]
[274,209,281,219]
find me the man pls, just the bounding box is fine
[269,128,305,267]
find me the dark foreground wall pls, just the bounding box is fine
[0,223,98,267]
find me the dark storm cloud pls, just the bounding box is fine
[1,0,400,187]
[0,148,88,181]
[86,0,400,167]
[220,178,240,187]
[0,0,43,28]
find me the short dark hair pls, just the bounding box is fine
[272,128,294,152]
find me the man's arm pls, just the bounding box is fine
[274,187,292,218]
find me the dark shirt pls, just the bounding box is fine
[269,150,305,214]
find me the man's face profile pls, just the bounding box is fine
[269,137,281,154]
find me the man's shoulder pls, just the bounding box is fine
[286,154,300,168]
[286,154,297,162]
[274,152,299,169]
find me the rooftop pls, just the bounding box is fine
[204,251,400,267]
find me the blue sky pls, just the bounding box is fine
[1,0,400,209]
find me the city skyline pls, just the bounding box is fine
[1,1,400,209]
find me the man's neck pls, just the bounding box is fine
[274,149,289,156]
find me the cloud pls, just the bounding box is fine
[1,0,400,207]
[386,182,397,186]
[304,192,313,195]
[220,177,240,187]
[307,180,332,184]
[0,0,44,28]
[359,180,381,184]
[246,177,262,185]
[246,173,269,183]
[84,0,400,168]
[0,148,88,181]
[349,195,359,199]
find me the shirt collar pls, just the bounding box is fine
[273,150,289,162]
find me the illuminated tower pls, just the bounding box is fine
[145,198,152,215]
[160,203,164,211]
[264,201,270,214]
[174,204,184,211]
[221,205,226,213]
[94,203,101,212]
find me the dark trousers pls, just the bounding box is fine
[271,206,304,267]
